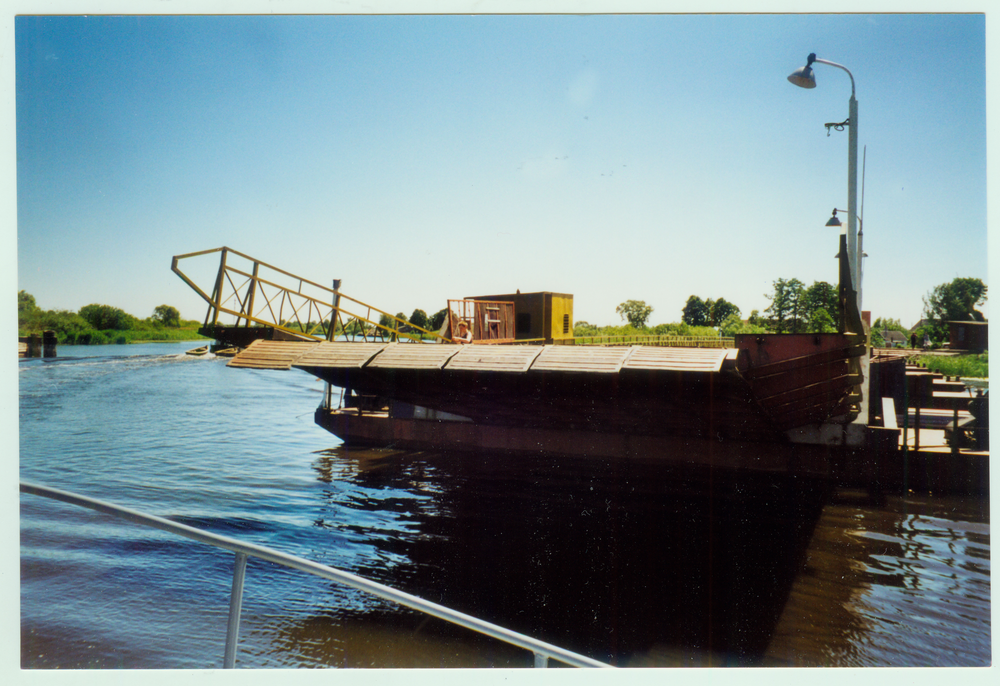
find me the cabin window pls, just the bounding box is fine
[516,312,532,335]
[563,314,570,334]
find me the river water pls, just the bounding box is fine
[18,343,991,668]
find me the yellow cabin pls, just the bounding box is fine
[468,292,574,344]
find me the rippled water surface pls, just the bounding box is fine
[19,343,991,668]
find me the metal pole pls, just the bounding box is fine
[329,279,342,341]
[224,552,248,668]
[848,93,859,310]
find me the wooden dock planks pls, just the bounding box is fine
[232,340,745,375]
[530,345,636,373]
[295,342,389,369]
[446,344,545,372]
[227,340,320,370]
[623,346,730,373]
[366,342,462,370]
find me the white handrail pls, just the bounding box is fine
[20,480,612,669]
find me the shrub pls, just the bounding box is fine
[79,304,137,331]
[916,353,988,379]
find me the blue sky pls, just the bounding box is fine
[9,5,991,330]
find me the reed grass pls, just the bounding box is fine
[915,353,989,379]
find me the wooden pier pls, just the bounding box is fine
[18,331,57,358]
[833,357,988,495]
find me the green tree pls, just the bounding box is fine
[809,307,837,334]
[802,281,837,322]
[393,312,409,336]
[681,295,709,326]
[152,304,181,327]
[19,308,93,341]
[429,308,449,331]
[747,309,767,329]
[922,277,988,343]
[719,312,767,338]
[709,298,740,327]
[616,300,653,328]
[764,278,805,333]
[78,303,137,331]
[18,290,39,316]
[573,321,601,337]
[409,309,429,330]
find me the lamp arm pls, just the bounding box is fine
[812,58,855,97]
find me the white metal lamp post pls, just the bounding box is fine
[788,53,861,312]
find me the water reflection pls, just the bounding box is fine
[309,446,831,666]
[764,494,990,666]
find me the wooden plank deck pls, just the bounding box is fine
[295,342,389,369]
[622,346,730,373]
[230,341,746,375]
[530,345,637,373]
[366,342,462,370]
[226,340,319,370]
[445,344,545,372]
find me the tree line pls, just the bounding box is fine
[597,275,986,346]
[19,274,986,347]
[18,291,201,344]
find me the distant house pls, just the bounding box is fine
[948,320,988,353]
[909,318,931,333]
[881,330,908,347]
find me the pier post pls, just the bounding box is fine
[42,330,57,358]
[27,334,41,358]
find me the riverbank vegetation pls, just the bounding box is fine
[916,353,989,379]
[18,273,988,355]
[18,291,208,345]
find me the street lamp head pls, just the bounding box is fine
[788,53,818,89]
[825,208,843,227]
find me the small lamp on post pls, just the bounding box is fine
[825,208,864,303]
[825,208,844,229]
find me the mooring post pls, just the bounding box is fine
[224,552,248,668]
[27,334,41,358]
[42,330,57,357]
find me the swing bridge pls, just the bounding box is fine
[171,247,454,349]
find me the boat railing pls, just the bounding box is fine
[563,334,735,348]
[20,481,612,669]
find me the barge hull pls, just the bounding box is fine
[316,407,831,477]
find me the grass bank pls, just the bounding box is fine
[915,353,988,379]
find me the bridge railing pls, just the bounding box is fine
[171,247,449,344]
[20,481,612,669]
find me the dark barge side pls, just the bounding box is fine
[228,332,870,479]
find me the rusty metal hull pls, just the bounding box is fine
[316,408,831,477]
[227,335,868,461]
